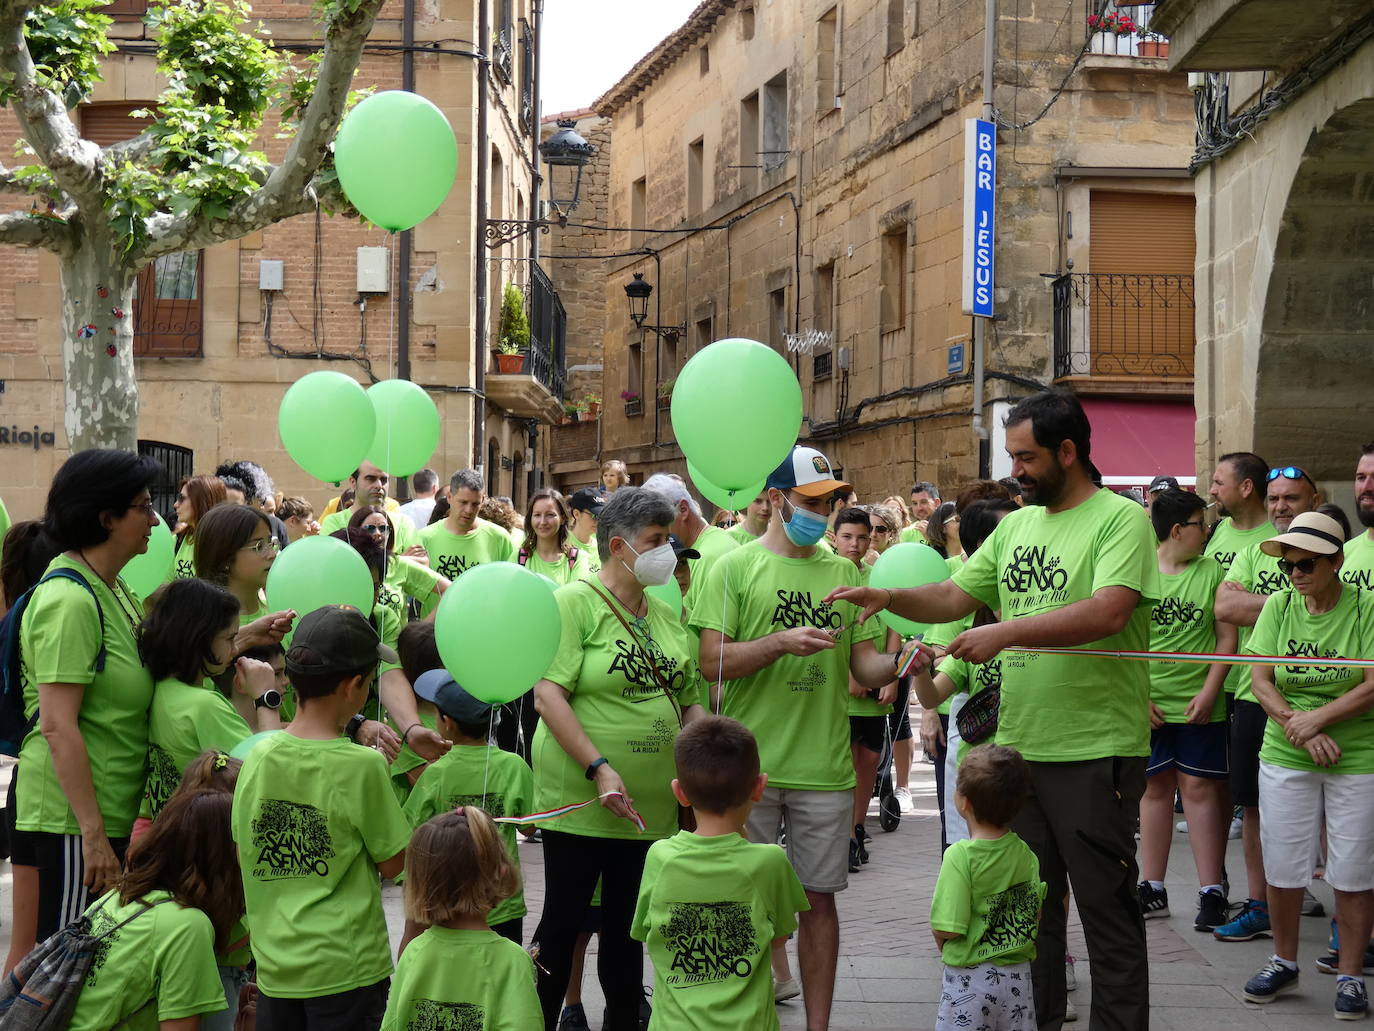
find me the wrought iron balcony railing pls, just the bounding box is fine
[1052,272,1195,380]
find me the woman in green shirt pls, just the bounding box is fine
[348,505,450,625]
[171,475,227,580]
[530,487,707,1030]
[518,488,593,587]
[194,503,277,625]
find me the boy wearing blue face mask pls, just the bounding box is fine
[692,445,903,1031]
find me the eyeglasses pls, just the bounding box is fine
[240,537,281,555]
[1268,466,1316,488]
[1180,520,1205,529]
[719,520,736,528]
[126,499,157,516]
[360,524,390,536]
[872,526,890,534]
[1278,556,1326,576]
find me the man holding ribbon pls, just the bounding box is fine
[829,390,1158,1031]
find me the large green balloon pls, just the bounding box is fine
[279,371,375,483]
[868,542,952,637]
[122,517,174,599]
[671,338,802,490]
[434,563,561,704]
[229,730,281,761]
[334,91,458,232]
[265,534,374,618]
[366,379,440,478]
[687,460,766,515]
[646,578,683,619]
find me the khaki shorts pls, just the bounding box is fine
[745,786,851,894]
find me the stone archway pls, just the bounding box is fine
[1253,98,1374,481]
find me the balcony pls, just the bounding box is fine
[1152,0,1372,71]
[486,265,567,424]
[1052,273,1195,393]
[1087,2,1171,60]
[492,28,513,85]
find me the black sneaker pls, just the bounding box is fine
[558,1004,590,1031]
[854,825,870,865]
[1139,881,1169,920]
[849,839,862,873]
[1336,978,1369,1020]
[1195,888,1228,932]
[639,986,652,1031]
[1317,945,1374,975]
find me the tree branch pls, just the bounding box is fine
[0,3,106,216]
[104,130,158,168]
[0,208,77,251]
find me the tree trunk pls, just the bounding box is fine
[59,241,138,452]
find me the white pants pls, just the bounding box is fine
[944,693,970,845]
[1258,761,1374,891]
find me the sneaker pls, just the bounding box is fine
[1229,808,1243,840]
[848,839,862,873]
[774,977,801,1003]
[1317,946,1374,976]
[1336,978,1369,1020]
[894,786,914,813]
[1176,820,1190,833]
[1304,888,1328,918]
[1243,959,1300,1003]
[557,1004,590,1031]
[638,986,652,1031]
[1215,899,1273,941]
[1139,881,1169,920]
[862,824,873,842]
[1065,954,1077,992]
[1195,888,1229,932]
[1064,995,1078,1022]
[854,825,870,865]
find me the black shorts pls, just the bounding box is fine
[887,677,913,741]
[1148,722,1229,779]
[1229,698,1268,808]
[29,830,130,941]
[6,766,37,867]
[849,715,886,754]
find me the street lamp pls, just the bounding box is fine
[484,119,596,248]
[623,272,685,341]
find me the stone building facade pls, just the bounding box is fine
[545,0,1201,502]
[0,0,561,521]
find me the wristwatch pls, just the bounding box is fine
[254,689,283,711]
[585,756,610,780]
[345,713,367,741]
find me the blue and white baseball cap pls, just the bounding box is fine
[765,446,851,499]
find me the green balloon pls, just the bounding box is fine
[122,516,175,599]
[671,338,802,490]
[435,563,561,704]
[279,371,375,483]
[869,542,952,637]
[646,578,683,619]
[366,379,440,478]
[265,534,374,618]
[687,460,766,514]
[229,730,281,761]
[334,91,458,232]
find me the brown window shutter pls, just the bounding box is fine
[79,103,153,147]
[1089,190,1195,273]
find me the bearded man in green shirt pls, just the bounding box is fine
[830,391,1159,1031]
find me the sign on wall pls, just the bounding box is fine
[961,118,996,318]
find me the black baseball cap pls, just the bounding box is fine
[668,534,700,561]
[569,487,609,516]
[285,605,398,676]
[1147,475,1180,494]
[414,669,496,726]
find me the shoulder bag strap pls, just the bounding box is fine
[582,580,681,725]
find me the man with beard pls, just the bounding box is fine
[417,469,514,598]
[900,481,940,543]
[1342,444,1374,590]
[1211,465,1323,943]
[1206,453,1274,576]
[319,461,421,551]
[827,390,1158,1031]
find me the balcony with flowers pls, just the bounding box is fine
[1087,2,1171,61]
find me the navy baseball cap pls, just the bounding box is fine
[765,446,851,499]
[414,669,497,726]
[568,487,609,515]
[668,534,700,561]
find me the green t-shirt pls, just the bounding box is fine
[1206,517,1275,576]
[143,677,253,818]
[402,745,533,927]
[1226,542,1290,702]
[570,533,602,573]
[321,506,420,552]
[533,580,706,840]
[1247,586,1374,774]
[68,890,225,1031]
[520,545,594,586]
[899,524,925,545]
[173,532,196,579]
[231,733,412,998]
[946,553,965,575]
[1342,532,1374,592]
[1148,555,1228,723]
[930,832,1046,968]
[846,565,892,718]
[0,497,9,540]
[937,652,1003,764]
[377,555,443,625]
[727,522,760,545]
[924,613,975,717]
[691,545,883,790]
[419,521,514,586]
[380,925,542,1031]
[952,489,1160,762]
[390,710,439,805]
[631,833,808,1030]
[17,556,154,837]
[682,524,741,622]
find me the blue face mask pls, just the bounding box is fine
[781,495,828,547]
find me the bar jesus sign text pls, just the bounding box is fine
[961,118,996,318]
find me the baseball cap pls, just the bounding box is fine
[765,446,851,499]
[413,668,496,726]
[1147,475,1180,494]
[568,487,608,516]
[1259,511,1346,558]
[285,605,399,676]
[668,534,700,561]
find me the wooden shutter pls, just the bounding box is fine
[1089,191,1195,273]
[79,103,152,146]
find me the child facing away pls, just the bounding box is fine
[401,668,532,944]
[382,807,542,1031]
[930,744,1047,1031]
[631,715,809,1031]
[230,605,412,1031]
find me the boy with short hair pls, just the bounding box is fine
[631,715,809,1030]
[231,605,412,1031]
[401,669,533,944]
[930,744,1046,1031]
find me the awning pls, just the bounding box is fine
[1078,398,1197,489]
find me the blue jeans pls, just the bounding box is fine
[203,966,252,1031]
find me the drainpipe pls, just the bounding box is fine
[530,0,544,264]
[397,0,414,386]
[473,0,490,469]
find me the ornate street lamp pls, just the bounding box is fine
[623,272,684,341]
[484,119,596,248]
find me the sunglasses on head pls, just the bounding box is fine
[1278,556,1326,576]
[1268,466,1315,488]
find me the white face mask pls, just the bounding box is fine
[619,538,678,587]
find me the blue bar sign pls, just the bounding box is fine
[961,118,996,318]
[947,343,964,375]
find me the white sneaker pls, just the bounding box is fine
[773,977,801,1003]
[1176,820,1189,833]
[1064,995,1078,1022]
[1229,813,1243,840]
[1065,956,1077,992]
[894,787,914,814]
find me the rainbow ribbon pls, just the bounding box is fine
[495,791,646,834]
[1004,646,1374,668]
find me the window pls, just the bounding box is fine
[768,287,787,353]
[661,332,678,381]
[629,177,647,249]
[815,262,835,339]
[817,8,838,111]
[739,4,755,40]
[687,137,705,218]
[886,0,906,56]
[699,45,710,75]
[635,100,644,128]
[138,440,192,523]
[880,230,907,333]
[693,315,713,355]
[104,0,149,16]
[739,91,760,192]
[627,339,643,412]
[762,72,788,171]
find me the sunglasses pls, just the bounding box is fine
[1268,466,1316,489]
[1278,556,1327,576]
[240,537,281,555]
[360,524,390,535]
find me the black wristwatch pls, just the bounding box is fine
[585,757,610,780]
[345,713,367,741]
[254,689,283,711]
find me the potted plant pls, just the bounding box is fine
[561,401,579,425]
[495,283,530,374]
[569,398,591,422]
[621,389,642,416]
[656,378,675,411]
[584,393,602,419]
[1137,28,1169,59]
[1087,9,1136,54]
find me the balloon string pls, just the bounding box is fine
[714,536,728,715]
[387,230,397,469]
[482,706,493,806]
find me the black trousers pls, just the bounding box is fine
[532,829,651,1031]
[930,712,951,851]
[257,977,389,1031]
[495,688,540,765]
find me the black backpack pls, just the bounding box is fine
[0,569,106,757]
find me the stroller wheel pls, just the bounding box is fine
[879,790,901,832]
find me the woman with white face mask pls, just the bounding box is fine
[530,487,708,1031]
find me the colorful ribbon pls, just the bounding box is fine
[1004,646,1374,669]
[494,791,646,833]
